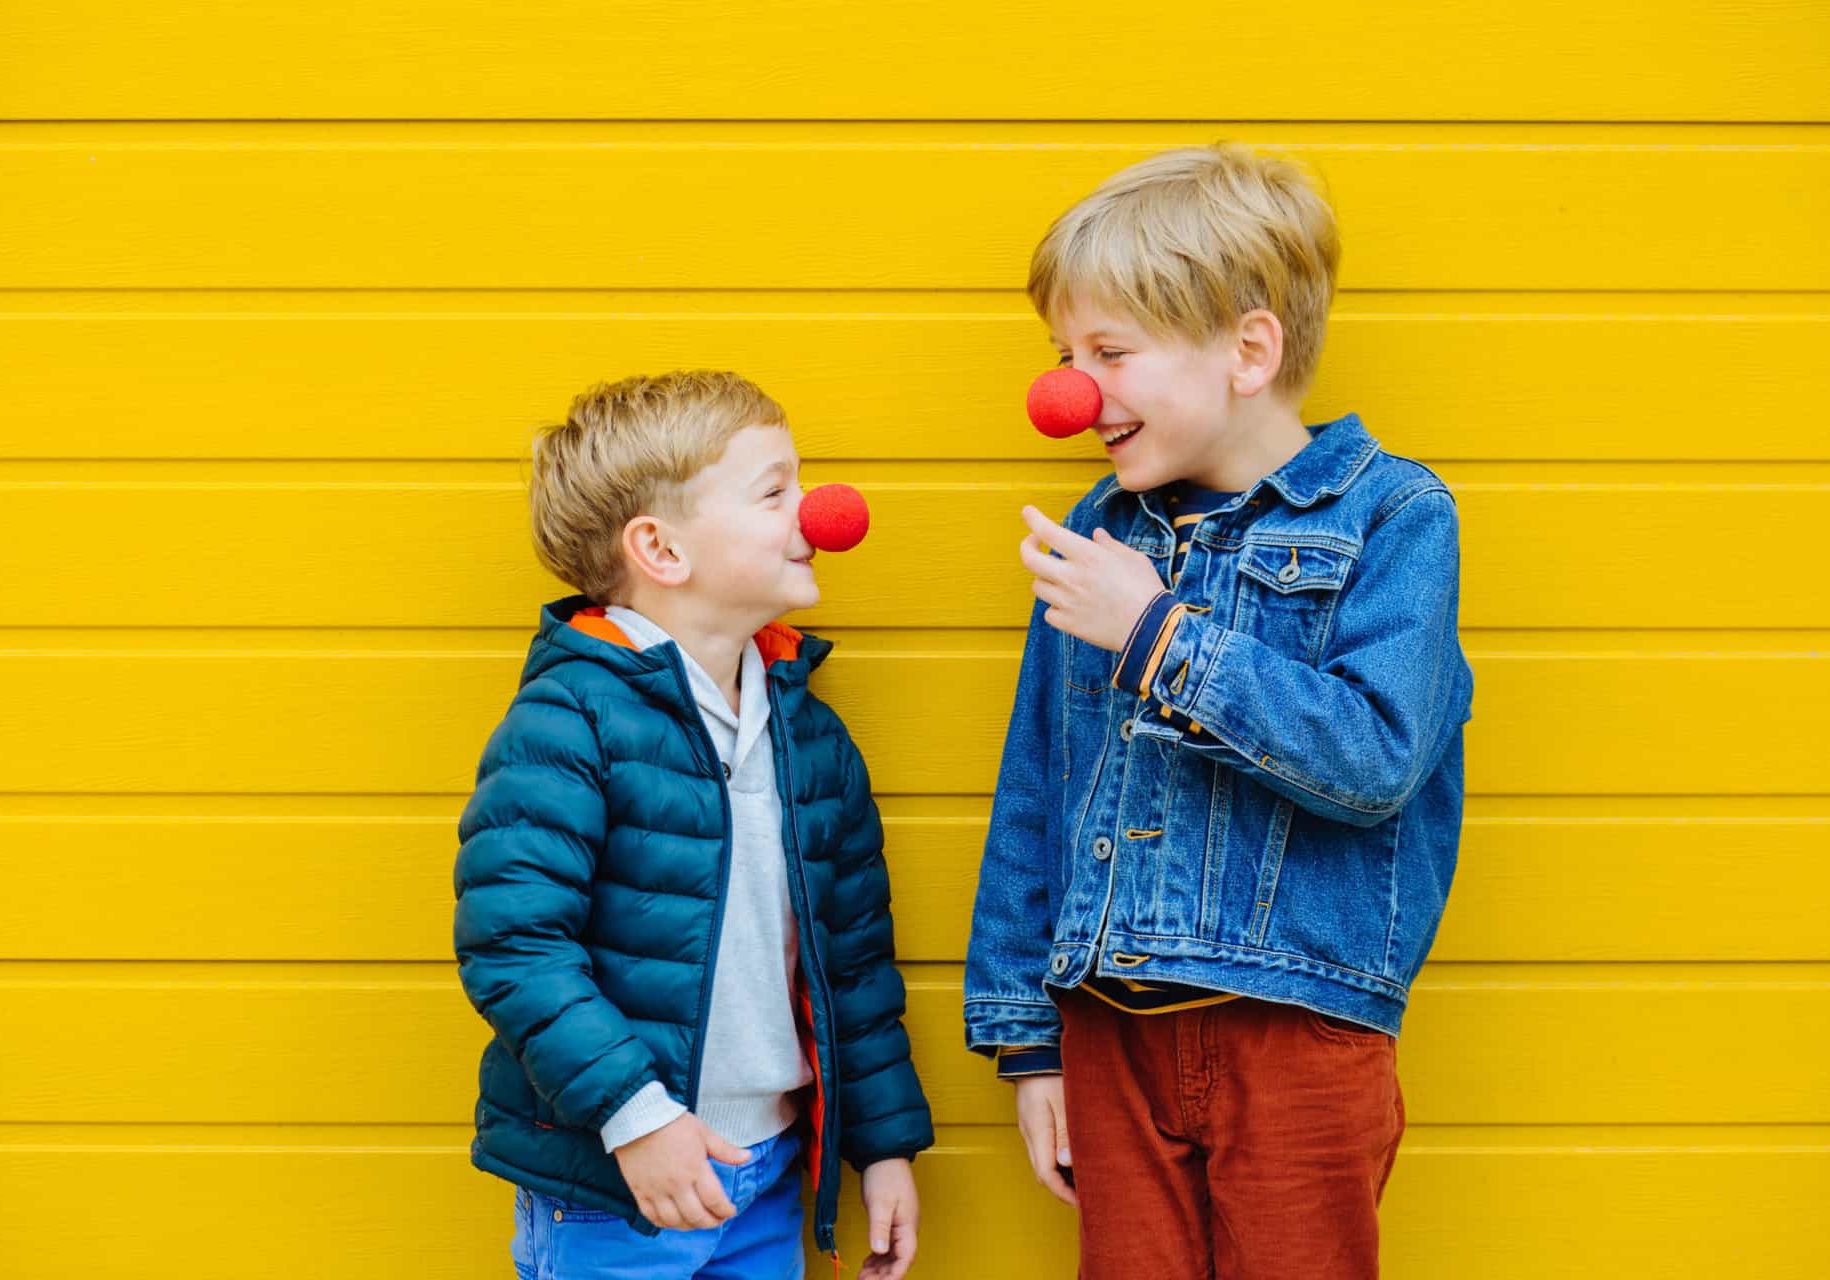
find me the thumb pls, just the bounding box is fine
[700,1123,751,1166]
[1091,528,1114,545]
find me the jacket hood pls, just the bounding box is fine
[520,595,833,693]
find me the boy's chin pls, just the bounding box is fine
[764,575,821,619]
[1113,461,1164,492]
[1113,448,1186,493]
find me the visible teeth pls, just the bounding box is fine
[1102,424,1141,445]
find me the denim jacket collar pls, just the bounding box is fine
[1091,413,1381,516]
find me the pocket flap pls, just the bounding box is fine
[1237,542,1354,595]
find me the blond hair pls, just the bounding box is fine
[1028,142,1340,395]
[529,370,788,603]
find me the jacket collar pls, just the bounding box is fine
[1093,413,1380,513]
[534,596,831,686]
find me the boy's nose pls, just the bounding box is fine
[1027,367,1102,438]
[800,483,870,552]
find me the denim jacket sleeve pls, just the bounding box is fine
[1148,485,1473,828]
[963,597,1067,1058]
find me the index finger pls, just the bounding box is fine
[1020,1121,1076,1206]
[693,1162,737,1221]
[1020,505,1094,558]
[890,1225,918,1279]
[894,1202,920,1261]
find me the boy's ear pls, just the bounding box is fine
[621,514,691,588]
[1230,309,1285,398]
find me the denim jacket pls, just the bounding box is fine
[964,415,1475,1050]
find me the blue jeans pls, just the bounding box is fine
[510,1130,804,1280]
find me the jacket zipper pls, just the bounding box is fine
[668,645,736,1112]
[766,679,844,1256]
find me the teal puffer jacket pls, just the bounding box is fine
[454,597,933,1251]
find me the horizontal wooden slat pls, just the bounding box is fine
[5,478,1829,628]
[2,964,1826,1126]
[6,306,1827,461]
[5,2,1825,121]
[3,1125,1825,1279]
[5,128,1826,290]
[3,813,1825,963]
[1,646,1825,796]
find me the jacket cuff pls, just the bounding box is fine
[995,1045,1064,1078]
[841,1108,937,1173]
[598,1081,688,1153]
[1148,611,1227,730]
[1114,591,1186,697]
[965,996,1064,1057]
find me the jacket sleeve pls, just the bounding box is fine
[1147,485,1474,828]
[962,596,1067,1059]
[826,731,935,1170]
[453,678,665,1132]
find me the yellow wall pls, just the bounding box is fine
[3,4,1828,1276]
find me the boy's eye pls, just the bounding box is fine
[1098,349,1125,362]
[764,487,785,499]
[1054,352,1073,367]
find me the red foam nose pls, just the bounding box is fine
[799,483,871,553]
[1027,367,1103,438]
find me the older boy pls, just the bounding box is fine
[966,144,1474,1278]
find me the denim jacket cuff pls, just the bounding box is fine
[964,995,1063,1056]
[1149,613,1232,731]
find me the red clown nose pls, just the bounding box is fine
[1026,367,1103,438]
[799,483,871,553]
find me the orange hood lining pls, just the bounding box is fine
[567,606,804,666]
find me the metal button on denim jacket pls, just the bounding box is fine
[964,415,1475,1046]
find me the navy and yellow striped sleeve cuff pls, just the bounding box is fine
[994,1045,1064,1078]
[1113,591,1187,697]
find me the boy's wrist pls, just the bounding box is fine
[1114,589,1170,662]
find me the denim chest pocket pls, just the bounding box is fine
[1229,539,1358,665]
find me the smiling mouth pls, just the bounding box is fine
[1101,423,1143,448]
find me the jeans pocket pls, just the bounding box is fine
[539,1193,666,1279]
[1301,1006,1390,1048]
[543,1196,621,1224]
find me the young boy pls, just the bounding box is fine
[964,144,1475,1278]
[456,370,932,1280]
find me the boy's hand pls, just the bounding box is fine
[612,1113,749,1231]
[1014,1075,1077,1207]
[1020,506,1164,652]
[858,1157,920,1280]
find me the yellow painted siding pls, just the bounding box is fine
[2,5,1827,1276]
